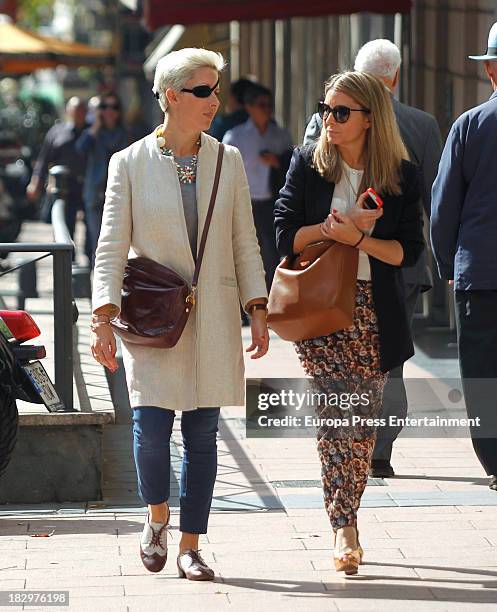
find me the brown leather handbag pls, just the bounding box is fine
[267,240,359,342]
[111,144,224,348]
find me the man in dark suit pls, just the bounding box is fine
[304,39,442,477]
[431,22,497,491]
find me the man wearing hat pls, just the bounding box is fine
[431,21,497,491]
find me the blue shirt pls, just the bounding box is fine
[431,89,497,290]
[223,118,293,200]
[76,126,130,208]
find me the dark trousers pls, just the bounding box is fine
[132,406,220,533]
[251,199,281,293]
[85,201,103,268]
[455,290,497,475]
[373,283,421,462]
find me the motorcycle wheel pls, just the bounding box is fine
[0,394,18,478]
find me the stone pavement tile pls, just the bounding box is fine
[205,525,297,545]
[201,538,306,553]
[402,552,497,567]
[123,594,231,612]
[478,530,497,545]
[29,596,127,612]
[398,541,493,559]
[291,521,392,541]
[302,537,408,552]
[214,552,315,574]
[413,565,497,582]
[226,593,339,611]
[468,518,497,530]
[456,506,497,513]
[383,521,477,538]
[333,597,448,612]
[373,506,462,521]
[123,576,228,596]
[59,585,125,597]
[429,586,497,603]
[0,523,29,536]
[0,541,27,550]
[0,579,25,589]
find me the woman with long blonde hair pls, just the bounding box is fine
[275,71,424,574]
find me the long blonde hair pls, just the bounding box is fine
[313,71,408,195]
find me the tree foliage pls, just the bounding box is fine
[18,0,55,29]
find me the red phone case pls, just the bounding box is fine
[366,187,384,209]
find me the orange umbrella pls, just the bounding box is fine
[0,20,113,74]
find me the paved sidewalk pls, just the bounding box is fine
[0,220,496,611]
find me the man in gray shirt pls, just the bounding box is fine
[224,84,293,292]
[304,40,442,478]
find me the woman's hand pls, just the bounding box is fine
[246,311,269,359]
[91,323,118,373]
[320,210,363,246]
[348,191,383,232]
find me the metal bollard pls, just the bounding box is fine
[17,259,38,309]
[72,264,91,299]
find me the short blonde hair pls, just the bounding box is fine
[313,71,408,195]
[153,48,226,112]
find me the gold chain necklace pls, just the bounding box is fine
[156,127,201,184]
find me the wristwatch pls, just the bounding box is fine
[248,303,268,315]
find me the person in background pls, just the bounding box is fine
[209,77,253,141]
[76,92,130,265]
[27,97,88,244]
[431,21,497,492]
[304,39,442,479]
[223,83,293,292]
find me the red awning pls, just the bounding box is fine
[144,0,412,30]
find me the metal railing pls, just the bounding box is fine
[0,166,75,411]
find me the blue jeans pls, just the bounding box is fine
[132,406,220,534]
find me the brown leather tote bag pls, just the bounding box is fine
[267,240,359,342]
[110,144,224,348]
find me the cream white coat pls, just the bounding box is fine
[92,131,267,410]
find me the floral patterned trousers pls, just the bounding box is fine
[295,281,388,531]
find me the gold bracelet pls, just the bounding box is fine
[92,313,111,323]
[90,321,111,332]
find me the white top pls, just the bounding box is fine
[330,162,373,281]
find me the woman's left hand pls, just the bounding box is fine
[320,210,363,245]
[246,310,270,359]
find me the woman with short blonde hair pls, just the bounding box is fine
[275,70,424,575]
[91,47,269,580]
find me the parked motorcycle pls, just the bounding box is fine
[0,309,63,477]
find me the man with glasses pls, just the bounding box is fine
[223,83,293,292]
[305,39,442,479]
[27,97,88,245]
[76,92,130,266]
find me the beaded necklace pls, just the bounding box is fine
[156,127,201,184]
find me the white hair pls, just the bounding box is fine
[153,48,226,112]
[354,39,401,80]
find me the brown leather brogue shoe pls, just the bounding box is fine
[139,514,168,573]
[177,549,214,581]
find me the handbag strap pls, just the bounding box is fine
[189,143,224,300]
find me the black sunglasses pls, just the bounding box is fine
[317,101,370,123]
[98,103,120,111]
[181,79,220,98]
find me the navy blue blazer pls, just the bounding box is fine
[274,146,424,373]
[431,90,497,290]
